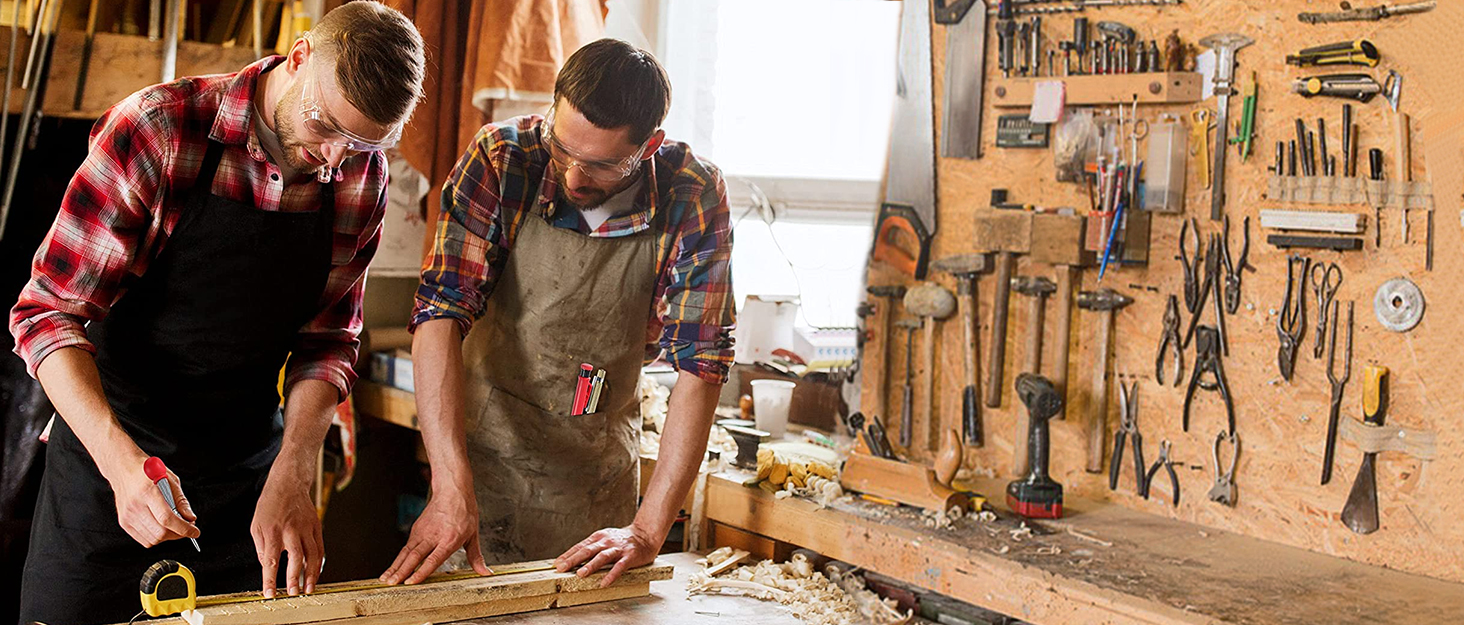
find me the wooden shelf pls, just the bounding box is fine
[703,471,1464,625]
[991,72,1202,108]
[352,380,419,431]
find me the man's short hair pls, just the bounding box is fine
[310,1,426,126]
[554,38,671,143]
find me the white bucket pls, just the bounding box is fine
[750,379,797,438]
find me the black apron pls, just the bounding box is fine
[17,140,335,625]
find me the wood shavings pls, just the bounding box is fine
[1009,522,1034,542]
[920,504,965,530]
[639,374,671,433]
[976,510,998,523]
[1036,546,1063,556]
[992,545,1011,555]
[1064,527,1114,548]
[688,553,912,625]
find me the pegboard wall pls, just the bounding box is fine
[860,1,1464,582]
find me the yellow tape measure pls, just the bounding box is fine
[139,559,558,617]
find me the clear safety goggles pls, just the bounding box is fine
[299,68,402,152]
[542,108,649,182]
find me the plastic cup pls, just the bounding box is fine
[751,379,797,438]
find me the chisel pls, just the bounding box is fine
[1340,365,1387,534]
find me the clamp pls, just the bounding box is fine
[1207,430,1239,506]
[1155,295,1183,387]
[1141,439,1180,507]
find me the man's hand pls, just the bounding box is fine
[106,457,200,548]
[554,525,659,588]
[251,477,323,598]
[380,483,489,584]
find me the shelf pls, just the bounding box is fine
[991,72,1203,108]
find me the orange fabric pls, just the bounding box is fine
[381,0,606,257]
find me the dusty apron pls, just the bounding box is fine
[461,208,657,563]
[18,139,335,625]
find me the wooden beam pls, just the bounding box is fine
[703,472,1464,625]
[352,381,419,430]
[121,560,672,625]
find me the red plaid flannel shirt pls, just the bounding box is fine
[8,56,386,399]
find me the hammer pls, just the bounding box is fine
[865,285,908,423]
[1011,276,1056,475]
[1077,289,1133,473]
[974,212,1034,408]
[932,254,992,446]
[905,283,957,453]
[1029,213,1093,419]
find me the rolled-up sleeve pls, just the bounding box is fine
[658,173,735,385]
[410,127,513,337]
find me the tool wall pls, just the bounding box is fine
[860,0,1463,582]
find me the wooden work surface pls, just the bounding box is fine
[448,552,803,625]
[862,0,1464,584]
[703,470,1464,625]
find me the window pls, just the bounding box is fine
[657,0,900,329]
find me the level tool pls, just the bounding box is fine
[139,559,557,617]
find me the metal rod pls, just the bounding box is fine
[21,0,50,89]
[161,0,181,82]
[0,0,23,175]
[253,0,264,59]
[0,0,61,242]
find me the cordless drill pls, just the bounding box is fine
[1007,373,1064,519]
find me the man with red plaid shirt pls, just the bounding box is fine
[8,4,424,623]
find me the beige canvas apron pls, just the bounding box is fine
[460,209,657,563]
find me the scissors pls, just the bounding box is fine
[1310,262,1342,359]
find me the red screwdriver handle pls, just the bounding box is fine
[143,456,168,482]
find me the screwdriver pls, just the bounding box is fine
[143,456,201,552]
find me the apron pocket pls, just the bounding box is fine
[470,385,610,466]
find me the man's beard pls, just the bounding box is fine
[273,80,324,174]
[553,167,635,211]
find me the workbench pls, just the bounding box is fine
[702,469,1464,625]
[448,552,801,624]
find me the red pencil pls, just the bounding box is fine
[571,363,594,415]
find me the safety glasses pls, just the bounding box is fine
[299,67,402,152]
[542,108,649,182]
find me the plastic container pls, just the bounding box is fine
[750,379,797,438]
[1143,114,1187,213]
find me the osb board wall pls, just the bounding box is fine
[860,1,1464,583]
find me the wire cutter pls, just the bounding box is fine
[1207,430,1239,506]
[1141,439,1180,507]
[1184,325,1235,435]
[1155,295,1183,386]
[1109,379,1147,493]
[1310,262,1342,360]
[1276,255,1309,381]
[1221,215,1253,315]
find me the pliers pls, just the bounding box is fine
[1176,217,1203,314]
[1109,380,1147,493]
[1155,295,1184,387]
[1207,430,1239,506]
[1141,439,1180,507]
[1183,234,1228,356]
[1184,325,1236,435]
[1276,255,1309,382]
[1221,215,1253,315]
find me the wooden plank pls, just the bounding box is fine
[704,471,1464,625]
[990,72,1203,108]
[123,562,672,625]
[353,381,420,430]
